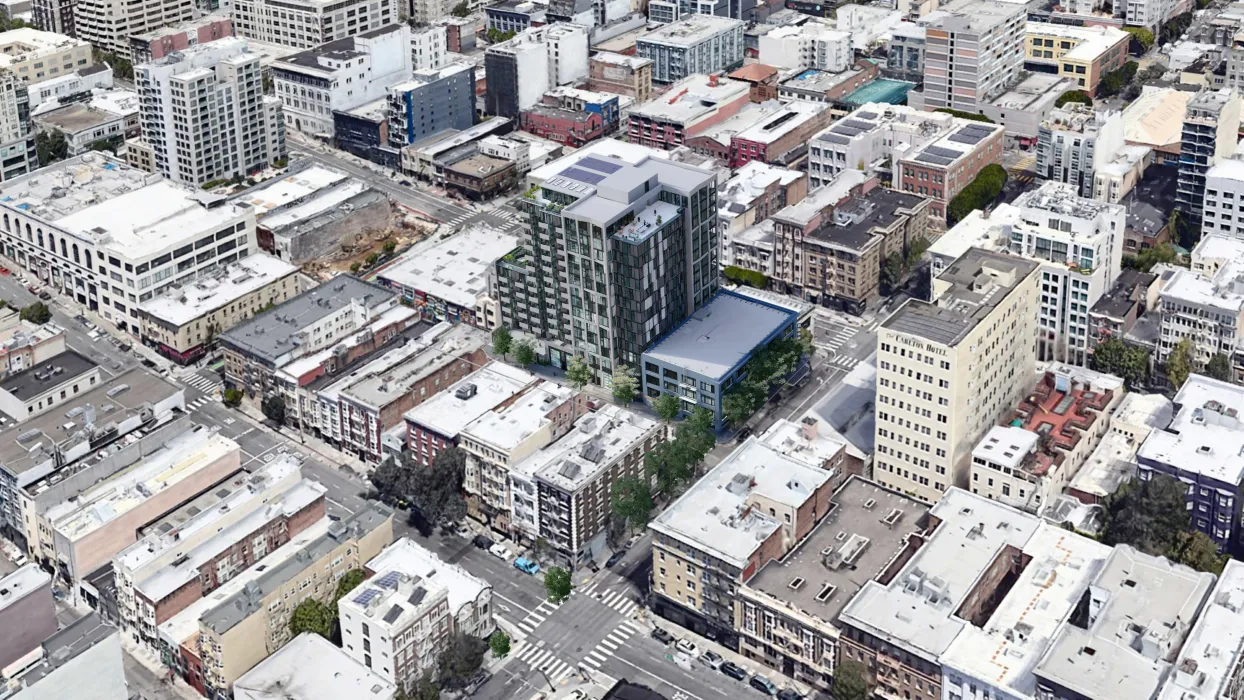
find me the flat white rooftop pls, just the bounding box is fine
[637,14,743,46]
[528,139,669,184]
[234,632,395,700]
[364,537,489,621]
[839,488,1042,661]
[377,225,519,308]
[643,291,795,382]
[628,75,750,124]
[973,425,1039,470]
[460,380,575,452]
[650,437,831,567]
[530,405,657,492]
[940,524,1111,700]
[928,203,1018,266]
[0,154,251,262]
[0,564,50,614]
[50,429,238,542]
[1026,22,1128,62]
[1157,559,1244,700]
[139,253,299,328]
[1138,375,1244,485]
[732,101,827,146]
[240,165,367,230]
[403,362,536,439]
[756,417,846,470]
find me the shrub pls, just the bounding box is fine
[723,266,768,288]
[946,164,1008,227]
[934,108,993,123]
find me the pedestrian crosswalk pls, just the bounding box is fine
[186,396,215,411]
[446,212,473,227]
[579,620,644,674]
[579,583,640,618]
[511,640,579,683]
[516,599,563,634]
[182,373,222,394]
[818,323,858,354]
[829,356,860,372]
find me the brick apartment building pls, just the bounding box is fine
[520,106,604,147]
[728,100,832,168]
[898,120,1005,222]
[627,75,751,149]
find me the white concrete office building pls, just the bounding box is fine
[916,0,1026,113]
[232,0,397,49]
[635,15,744,84]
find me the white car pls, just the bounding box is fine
[488,543,513,561]
[675,639,699,657]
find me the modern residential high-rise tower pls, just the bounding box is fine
[916,0,1026,113]
[232,0,396,48]
[74,0,194,59]
[134,38,286,187]
[498,150,718,383]
[0,70,36,183]
[1176,88,1242,223]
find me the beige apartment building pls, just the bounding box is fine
[0,29,92,85]
[874,248,1040,504]
[458,381,579,535]
[194,504,393,697]
[137,254,301,365]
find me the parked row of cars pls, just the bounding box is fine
[649,628,801,699]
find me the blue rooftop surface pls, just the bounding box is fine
[642,290,797,382]
[844,78,916,106]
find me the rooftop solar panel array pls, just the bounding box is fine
[857,111,879,119]
[353,588,379,606]
[375,571,402,589]
[382,605,403,624]
[916,153,954,166]
[925,146,963,159]
[578,156,622,174]
[820,134,850,145]
[841,119,874,130]
[561,166,606,184]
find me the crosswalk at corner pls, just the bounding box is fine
[516,598,564,634]
[579,581,639,617]
[182,373,222,394]
[510,640,579,684]
[580,620,644,674]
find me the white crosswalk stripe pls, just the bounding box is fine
[597,589,638,616]
[182,374,222,393]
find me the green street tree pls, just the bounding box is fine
[722,387,760,428]
[566,355,592,390]
[370,454,411,504]
[261,394,286,426]
[1206,354,1233,383]
[654,393,681,423]
[437,633,486,690]
[1089,337,1150,387]
[879,253,904,296]
[491,326,513,360]
[514,340,536,366]
[450,0,470,15]
[19,302,51,325]
[1103,472,1193,556]
[223,388,243,407]
[1170,530,1227,574]
[334,570,367,602]
[288,599,334,640]
[610,475,655,532]
[611,364,639,404]
[1166,338,1194,390]
[545,566,573,604]
[832,660,871,700]
[410,448,468,531]
[489,630,511,658]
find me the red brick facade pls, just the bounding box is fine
[520,108,604,147]
[898,125,1004,221]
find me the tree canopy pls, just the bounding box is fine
[653,393,681,422]
[1122,242,1180,272]
[1124,26,1155,50]
[1054,90,1093,108]
[610,475,655,533]
[288,599,334,640]
[566,355,592,390]
[1166,338,1194,390]
[545,566,573,603]
[719,335,808,428]
[946,164,1008,227]
[514,340,537,366]
[491,326,512,359]
[933,108,993,123]
[489,630,511,658]
[1102,473,1225,574]
[437,632,486,690]
[646,408,716,495]
[832,660,871,700]
[611,364,638,404]
[1089,338,1149,387]
[1206,354,1233,383]
[261,394,286,426]
[19,302,51,325]
[412,447,468,531]
[450,0,470,16]
[723,266,768,288]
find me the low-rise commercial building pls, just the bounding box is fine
[588,52,653,103]
[0,368,185,545]
[649,437,836,648]
[129,14,235,64]
[776,60,878,105]
[47,426,240,587]
[0,350,100,422]
[641,290,797,430]
[981,73,1077,146]
[375,225,518,329]
[0,564,56,671]
[807,103,956,189]
[874,249,1040,504]
[970,364,1123,512]
[444,153,518,201]
[0,613,128,700]
[1122,86,1194,165]
[626,74,750,150]
[636,15,744,84]
[33,103,124,155]
[736,477,928,693]
[771,172,929,314]
[728,100,831,168]
[718,161,806,267]
[137,254,300,365]
[1025,22,1130,95]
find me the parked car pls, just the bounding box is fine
[488,543,513,561]
[698,651,724,670]
[605,551,626,568]
[0,266,10,274]
[513,557,540,575]
[675,639,699,657]
[399,180,412,186]
[651,627,674,644]
[472,535,493,550]
[38,291,50,300]
[720,662,747,681]
[777,689,803,700]
[26,284,37,293]
[750,676,778,696]
[735,427,752,443]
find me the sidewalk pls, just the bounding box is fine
[234,399,373,476]
[119,635,202,700]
